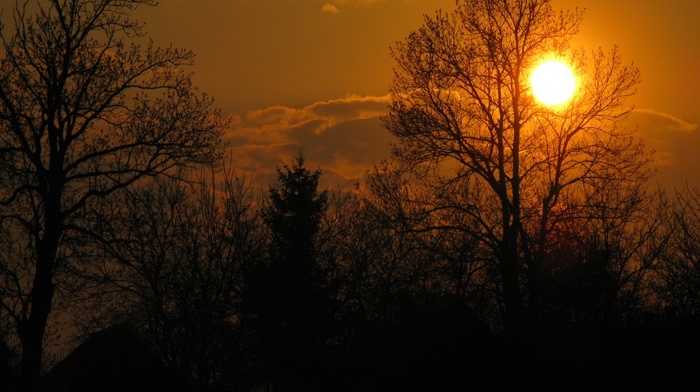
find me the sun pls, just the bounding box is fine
[530,59,576,106]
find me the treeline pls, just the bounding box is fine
[3,151,699,391]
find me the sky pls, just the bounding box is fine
[6,0,700,190]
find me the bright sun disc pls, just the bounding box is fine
[530,60,576,106]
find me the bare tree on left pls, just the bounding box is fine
[0,1,224,388]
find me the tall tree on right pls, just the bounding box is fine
[384,0,652,334]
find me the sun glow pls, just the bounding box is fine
[530,60,576,106]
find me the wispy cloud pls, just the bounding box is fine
[226,102,698,191]
[629,108,697,165]
[321,4,340,14]
[632,108,698,134]
[226,95,392,188]
[627,108,700,189]
[335,0,390,4]
[323,0,394,13]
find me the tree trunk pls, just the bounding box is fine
[18,203,61,391]
[501,245,523,336]
[17,254,56,391]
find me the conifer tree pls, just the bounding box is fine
[245,150,334,391]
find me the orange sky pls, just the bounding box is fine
[559,0,700,190]
[6,0,699,190]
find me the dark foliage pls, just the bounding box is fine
[509,315,700,391]
[0,337,17,390]
[332,298,501,391]
[44,325,187,392]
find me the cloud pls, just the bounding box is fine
[632,109,698,134]
[628,109,698,165]
[324,0,392,12]
[225,95,392,189]
[334,0,390,4]
[626,108,700,189]
[225,102,700,192]
[321,4,340,14]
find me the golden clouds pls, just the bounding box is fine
[628,109,700,189]
[322,4,340,14]
[225,96,700,192]
[632,109,698,134]
[226,95,392,188]
[630,109,698,166]
[335,0,390,4]
[322,0,393,13]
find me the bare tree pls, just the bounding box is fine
[72,167,260,390]
[654,186,700,316]
[361,161,501,325]
[0,0,224,386]
[358,162,485,314]
[384,0,650,333]
[534,181,668,327]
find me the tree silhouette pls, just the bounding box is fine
[535,184,666,329]
[655,186,700,316]
[264,151,328,273]
[243,150,336,391]
[73,167,258,390]
[383,0,651,334]
[43,325,186,392]
[0,334,15,389]
[0,0,224,387]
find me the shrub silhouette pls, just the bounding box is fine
[44,325,186,392]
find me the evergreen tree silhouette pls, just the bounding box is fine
[245,150,335,391]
